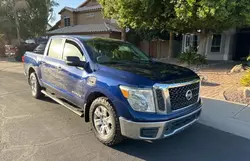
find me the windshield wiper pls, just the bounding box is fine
[100,61,126,64]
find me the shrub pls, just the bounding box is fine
[241,70,250,87]
[179,51,207,65]
[247,55,250,61]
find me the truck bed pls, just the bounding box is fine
[24,51,43,75]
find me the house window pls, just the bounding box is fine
[64,17,71,27]
[211,34,221,52]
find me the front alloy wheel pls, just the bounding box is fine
[90,97,123,146]
[94,105,113,138]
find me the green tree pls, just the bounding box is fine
[173,0,250,54]
[98,0,176,57]
[0,0,58,43]
[98,0,250,57]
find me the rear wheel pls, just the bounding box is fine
[29,72,44,99]
[90,97,123,146]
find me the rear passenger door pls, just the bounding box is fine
[58,39,88,106]
[40,38,65,93]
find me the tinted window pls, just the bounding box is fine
[34,43,46,54]
[63,40,85,61]
[83,38,150,64]
[48,39,63,59]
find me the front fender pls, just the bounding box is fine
[84,84,132,119]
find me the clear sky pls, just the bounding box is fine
[51,0,86,25]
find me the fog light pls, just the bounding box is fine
[140,128,159,138]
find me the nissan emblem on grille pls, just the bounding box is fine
[160,82,200,111]
[185,90,193,100]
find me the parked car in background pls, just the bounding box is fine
[24,35,202,146]
[5,45,18,57]
[33,42,47,54]
[14,38,48,61]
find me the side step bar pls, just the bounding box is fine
[41,90,84,117]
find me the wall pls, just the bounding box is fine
[109,32,121,40]
[139,40,182,58]
[76,11,105,25]
[206,29,236,60]
[205,34,226,60]
[91,33,110,38]
[60,10,76,27]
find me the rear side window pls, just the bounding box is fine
[63,40,85,61]
[48,39,64,59]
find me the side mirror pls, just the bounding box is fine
[66,56,86,68]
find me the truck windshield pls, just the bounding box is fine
[83,38,151,64]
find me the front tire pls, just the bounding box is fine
[29,72,44,99]
[90,97,124,146]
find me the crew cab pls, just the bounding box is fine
[24,35,202,146]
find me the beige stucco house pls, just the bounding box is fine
[47,0,121,39]
[182,28,250,61]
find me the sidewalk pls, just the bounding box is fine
[199,97,250,140]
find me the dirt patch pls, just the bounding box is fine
[224,87,250,105]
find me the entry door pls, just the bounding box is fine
[183,34,199,52]
[40,38,64,92]
[58,39,88,107]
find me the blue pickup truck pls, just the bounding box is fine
[24,35,202,146]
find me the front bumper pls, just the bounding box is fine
[119,107,201,140]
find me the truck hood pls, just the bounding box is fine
[98,61,199,84]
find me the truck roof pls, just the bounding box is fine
[50,35,123,42]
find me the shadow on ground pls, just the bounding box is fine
[201,81,220,86]
[40,96,59,104]
[113,124,250,161]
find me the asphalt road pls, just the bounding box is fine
[0,70,250,161]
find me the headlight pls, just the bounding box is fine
[119,85,155,113]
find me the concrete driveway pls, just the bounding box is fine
[1,70,250,161]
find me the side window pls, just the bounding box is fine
[63,40,85,61]
[48,39,64,59]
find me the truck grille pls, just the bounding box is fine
[168,82,200,111]
[155,89,165,111]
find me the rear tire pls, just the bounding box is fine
[90,97,124,146]
[29,72,44,99]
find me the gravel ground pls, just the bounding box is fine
[224,86,250,105]
[200,70,250,105]
[199,72,243,99]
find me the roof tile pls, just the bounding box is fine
[47,23,121,34]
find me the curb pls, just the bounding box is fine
[201,96,249,107]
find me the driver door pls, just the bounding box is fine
[57,39,88,107]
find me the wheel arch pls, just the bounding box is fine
[84,90,116,122]
[28,67,36,85]
[27,66,43,87]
